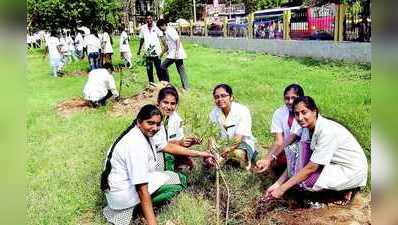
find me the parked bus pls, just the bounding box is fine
[254,4,336,40]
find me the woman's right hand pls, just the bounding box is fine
[199,151,214,159]
[263,182,281,201]
[253,158,271,173]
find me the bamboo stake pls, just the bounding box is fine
[216,169,220,225]
[209,138,230,225]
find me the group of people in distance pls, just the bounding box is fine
[100,83,368,225]
[137,12,190,91]
[81,12,191,108]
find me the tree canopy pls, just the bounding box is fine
[27,0,123,32]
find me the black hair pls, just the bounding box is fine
[213,83,233,96]
[50,30,58,37]
[146,11,154,17]
[103,63,114,72]
[292,96,319,117]
[156,19,167,28]
[158,86,179,104]
[284,84,304,97]
[100,104,162,192]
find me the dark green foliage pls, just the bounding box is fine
[27,0,123,32]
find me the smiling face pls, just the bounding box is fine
[146,16,153,26]
[294,102,317,129]
[159,94,177,117]
[138,115,162,137]
[213,87,232,111]
[284,89,299,111]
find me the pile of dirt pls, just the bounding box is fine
[109,83,168,117]
[253,193,371,225]
[55,97,90,118]
[68,71,88,77]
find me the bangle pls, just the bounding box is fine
[271,154,277,161]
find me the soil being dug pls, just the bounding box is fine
[65,71,88,77]
[56,97,90,118]
[109,83,168,117]
[253,192,371,225]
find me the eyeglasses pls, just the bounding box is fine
[213,94,230,100]
[284,96,297,101]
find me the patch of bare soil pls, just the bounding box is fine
[56,97,90,118]
[253,193,371,225]
[65,71,88,77]
[109,83,168,117]
[78,210,95,225]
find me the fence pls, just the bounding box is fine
[174,3,370,43]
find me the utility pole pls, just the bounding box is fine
[193,0,197,22]
[229,0,232,19]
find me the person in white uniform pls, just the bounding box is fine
[137,12,166,84]
[207,84,258,170]
[74,31,84,59]
[255,84,305,174]
[119,28,132,68]
[101,29,113,69]
[66,31,77,63]
[84,31,101,70]
[44,30,63,77]
[101,105,213,225]
[263,96,368,204]
[83,63,119,107]
[157,19,190,90]
[153,86,201,172]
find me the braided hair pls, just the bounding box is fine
[100,104,162,192]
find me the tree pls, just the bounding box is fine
[27,0,123,32]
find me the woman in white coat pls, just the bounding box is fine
[207,83,258,170]
[101,105,212,225]
[264,96,368,204]
[255,84,305,174]
[153,86,201,172]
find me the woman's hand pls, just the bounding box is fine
[269,186,285,199]
[253,158,272,173]
[264,182,281,199]
[181,136,202,147]
[199,151,214,158]
[221,147,231,158]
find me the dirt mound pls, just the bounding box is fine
[254,193,371,225]
[56,97,90,118]
[109,83,168,117]
[66,71,88,77]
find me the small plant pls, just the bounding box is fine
[118,58,144,98]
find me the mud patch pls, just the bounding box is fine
[109,83,168,117]
[56,97,90,118]
[78,210,95,225]
[65,71,88,77]
[253,193,371,225]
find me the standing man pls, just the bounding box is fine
[74,31,84,59]
[101,28,114,69]
[120,27,132,68]
[157,19,190,91]
[137,12,166,84]
[84,31,101,71]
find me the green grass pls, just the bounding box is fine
[27,38,370,225]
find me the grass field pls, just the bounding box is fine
[27,38,370,225]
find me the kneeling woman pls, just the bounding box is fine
[101,105,212,225]
[264,96,368,203]
[208,83,258,170]
[153,86,201,172]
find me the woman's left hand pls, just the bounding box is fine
[221,147,231,158]
[269,186,285,199]
[200,151,214,158]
